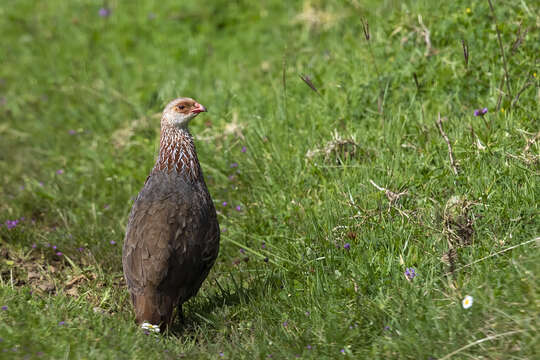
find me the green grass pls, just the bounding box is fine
[0,0,538,358]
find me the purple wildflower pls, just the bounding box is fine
[56,169,64,175]
[239,248,246,254]
[222,201,228,207]
[235,205,242,212]
[344,243,351,250]
[68,130,76,135]
[52,245,57,250]
[219,352,224,357]
[404,267,417,281]
[77,247,84,252]
[474,107,488,116]
[1,306,7,311]
[6,220,19,229]
[307,345,312,350]
[38,181,44,187]
[110,240,116,245]
[45,243,50,248]
[98,7,111,17]
[230,162,238,168]
[241,146,247,153]
[283,321,288,327]
[261,242,266,249]
[341,349,345,354]
[56,252,63,256]
[32,243,37,249]
[58,321,65,326]
[221,227,227,232]
[305,311,310,316]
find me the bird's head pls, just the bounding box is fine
[161,97,207,128]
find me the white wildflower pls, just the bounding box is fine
[462,295,473,309]
[141,322,161,333]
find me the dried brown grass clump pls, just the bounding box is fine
[443,195,477,248]
[391,14,438,57]
[440,195,480,274]
[294,0,342,31]
[306,130,368,164]
[111,113,160,149]
[508,130,540,166]
[0,245,65,295]
[0,244,124,303]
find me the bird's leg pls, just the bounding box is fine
[177,303,185,325]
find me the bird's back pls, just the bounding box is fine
[122,170,219,329]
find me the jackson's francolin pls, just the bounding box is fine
[122,98,220,332]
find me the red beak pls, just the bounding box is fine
[192,103,207,114]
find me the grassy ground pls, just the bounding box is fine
[0,0,538,358]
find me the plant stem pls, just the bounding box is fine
[487,0,513,105]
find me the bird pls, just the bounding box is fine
[122,97,220,333]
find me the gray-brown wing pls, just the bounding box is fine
[122,172,219,302]
[158,178,220,303]
[122,194,182,297]
[174,182,220,302]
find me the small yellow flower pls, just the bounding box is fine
[534,72,537,78]
[462,295,473,309]
[501,108,505,113]
[466,8,472,14]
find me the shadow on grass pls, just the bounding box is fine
[168,271,279,336]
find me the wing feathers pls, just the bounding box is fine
[122,171,219,327]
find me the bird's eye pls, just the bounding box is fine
[177,105,185,110]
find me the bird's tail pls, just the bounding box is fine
[132,290,175,332]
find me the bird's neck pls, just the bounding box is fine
[152,125,201,181]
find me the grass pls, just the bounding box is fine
[0,0,538,358]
